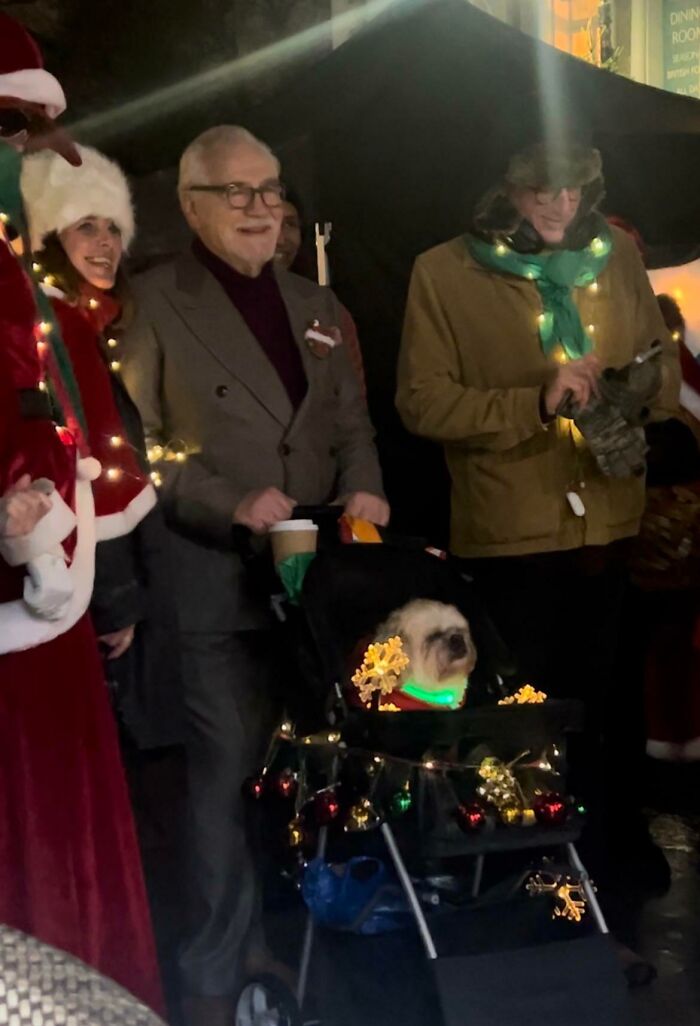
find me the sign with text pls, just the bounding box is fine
[664,1,700,97]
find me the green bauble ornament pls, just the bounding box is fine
[390,784,413,817]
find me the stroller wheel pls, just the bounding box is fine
[234,974,301,1026]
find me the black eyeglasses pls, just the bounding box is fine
[187,182,286,210]
[0,108,30,139]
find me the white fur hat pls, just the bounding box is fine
[21,144,135,252]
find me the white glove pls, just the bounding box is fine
[23,548,73,621]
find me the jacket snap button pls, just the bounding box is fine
[279,443,291,457]
[215,385,229,398]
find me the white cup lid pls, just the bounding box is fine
[269,519,318,533]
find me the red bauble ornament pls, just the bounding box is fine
[275,770,298,800]
[454,802,486,832]
[313,789,341,826]
[242,776,265,800]
[533,793,568,826]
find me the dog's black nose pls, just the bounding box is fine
[448,633,467,657]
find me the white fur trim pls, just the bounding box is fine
[78,456,102,482]
[680,381,700,423]
[21,145,135,252]
[95,482,157,541]
[23,549,73,620]
[0,489,76,567]
[0,68,66,118]
[0,470,95,654]
[647,736,700,762]
[646,739,683,761]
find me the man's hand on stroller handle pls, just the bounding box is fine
[335,491,390,526]
[233,487,297,534]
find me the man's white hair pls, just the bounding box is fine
[178,125,279,192]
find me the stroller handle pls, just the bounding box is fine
[292,504,343,522]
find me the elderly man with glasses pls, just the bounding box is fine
[121,125,387,1025]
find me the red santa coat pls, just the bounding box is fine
[0,222,163,1012]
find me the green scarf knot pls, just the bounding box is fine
[467,228,612,361]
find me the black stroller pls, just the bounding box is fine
[237,536,632,1026]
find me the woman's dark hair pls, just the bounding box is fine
[34,231,130,309]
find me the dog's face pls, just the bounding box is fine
[378,599,476,700]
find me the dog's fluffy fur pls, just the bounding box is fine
[377,599,476,706]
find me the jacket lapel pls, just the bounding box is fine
[275,267,327,438]
[167,253,294,426]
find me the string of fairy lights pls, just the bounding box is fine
[1,207,191,491]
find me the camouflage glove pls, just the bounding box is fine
[557,343,662,479]
[568,395,649,478]
[596,350,662,427]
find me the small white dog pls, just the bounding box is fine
[376,599,476,708]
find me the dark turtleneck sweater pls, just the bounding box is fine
[193,239,307,410]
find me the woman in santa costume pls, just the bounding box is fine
[21,144,183,753]
[0,13,163,1013]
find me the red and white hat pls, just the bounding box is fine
[0,14,79,166]
[0,13,66,118]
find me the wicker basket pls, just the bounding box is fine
[630,484,700,591]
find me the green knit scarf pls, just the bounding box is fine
[466,227,613,360]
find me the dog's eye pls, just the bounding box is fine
[426,631,443,645]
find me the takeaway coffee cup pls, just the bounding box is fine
[269,519,319,565]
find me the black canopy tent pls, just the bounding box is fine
[244,0,700,541]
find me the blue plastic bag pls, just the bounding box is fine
[302,856,414,935]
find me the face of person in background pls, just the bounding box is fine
[274,199,302,270]
[60,216,123,289]
[181,141,284,277]
[510,185,582,246]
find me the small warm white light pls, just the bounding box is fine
[373,755,383,765]
[150,470,162,488]
[32,262,41,273]
[106,467,122,481]
[0,212,8,225]
[107,337,118,349]
[590,236,605,255]
[38,380,48,392]
[327,731,341,744]
[537,313,546,326]
[89,298,100,310]
[110,360,121,372]
[672,330,681,342]
[147,445,164,464]
[588,281,599,293]
[110,435,123,448]
[38,321,51,336]
[280,721,294,736]
[423,760,436,771]
[495,242,508,256]
[36,340,47,355]
[175,452,187,463]
[587,324,595,334]
[42,274,56,288]
[555,349,568,365]
[526,270,535,280]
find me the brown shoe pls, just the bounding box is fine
[181,995,233,1026]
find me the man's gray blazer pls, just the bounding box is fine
[121,252,384,632]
